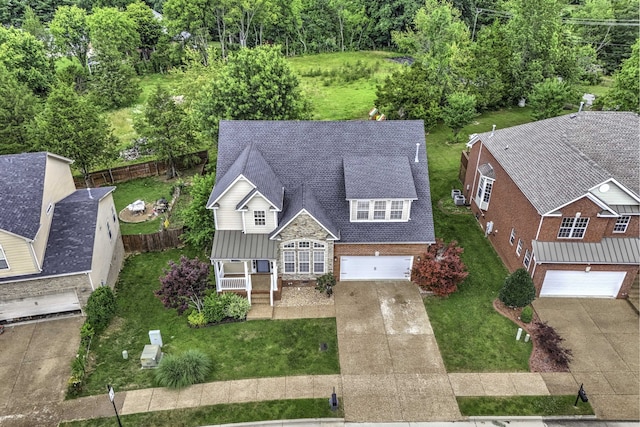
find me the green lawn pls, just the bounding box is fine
[60,399,343,427]
[78,249,339,397]
[423,108,536,372]
[111,177,177,235]
[458,396,594,416]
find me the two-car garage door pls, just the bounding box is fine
[540,270,626,298]
[340,256,413,280]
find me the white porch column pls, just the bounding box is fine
[270,260,277,306]
[213,261,223,292]
[244,261,252,304]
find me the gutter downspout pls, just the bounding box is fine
[29,241,42,272]
[535,216,544,240]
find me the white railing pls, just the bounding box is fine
[219,277,246,290]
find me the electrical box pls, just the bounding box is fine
[140,344,162,368]
[149,330,163,347]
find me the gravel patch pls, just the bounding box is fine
[276,286,334,307]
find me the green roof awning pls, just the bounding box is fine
[210,230,278,260]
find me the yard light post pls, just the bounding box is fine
[107,384,123,427]
[574,383,588,407]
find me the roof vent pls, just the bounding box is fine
[504,145,509,150]
[414,143,420,163]
[490,124,496,137]
[578,101,584,113]
[87,188,93,199]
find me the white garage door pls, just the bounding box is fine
[540,270,626,298]
[0,291,81,322]
[340,256,412,280]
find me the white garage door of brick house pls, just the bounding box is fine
[540,270,626,298]
[340,256,413,280]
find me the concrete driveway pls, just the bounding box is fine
[0,316,82,426]
[335,281,461,422]
[533,298,639,420]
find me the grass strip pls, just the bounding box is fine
[457,395,594,416]
[60,398,343,427]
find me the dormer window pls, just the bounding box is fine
[350,199,411,222]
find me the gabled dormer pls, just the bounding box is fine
[207,145,284,233]
[343,156,417,222]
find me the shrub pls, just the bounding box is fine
[499,268,536,308]
[187,311,207,328]
[224,294,251,320]
[535,321,573,370]
[203,293,226,324]
[520,306,533,323]
[80,321,95,345]
[155,349,212,389]
[315,272,336,297]
[156,256,211,315]
[85,286,117,334]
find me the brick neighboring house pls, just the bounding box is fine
[207,120,435,305]
[460,111,639,298]
[0,152,125,322]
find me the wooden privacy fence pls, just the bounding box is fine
[75,151,209,188]
[122,228,185,253]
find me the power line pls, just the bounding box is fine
[475,7,640,26]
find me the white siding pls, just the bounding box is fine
[244,195,276,234]
[88,194,120,287]
[215,179,254,230]
[0,231,38,277]
[591,183,638,207]
[32,155,76,265]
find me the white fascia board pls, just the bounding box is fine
[466,134,480,148]
[542,193,615,217]
[235,188,282,212]
[334,240,435,245]
[0,228,32,242]
[589,178,640,203]
[45,151,74,164]
[207,174,254,209]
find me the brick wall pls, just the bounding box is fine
[333,243,428,279]
[533,263,639,298]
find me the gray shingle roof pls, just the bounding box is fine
[0,187,114,283]
[532,237,640,264]
[344,156,418,199]
[207,144,284,210]
[212,120,435,244]
[474,112,639,214]
[270,184,340,239]
[0,152,49,239]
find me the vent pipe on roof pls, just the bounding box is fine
[578,101,584,113]
[490,124,496,137]
[87,187,93,199]
[414,143,420,163]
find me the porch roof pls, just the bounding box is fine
[211,230,278,260]
[532,238,640,264]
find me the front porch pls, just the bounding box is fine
[211,230,280,306]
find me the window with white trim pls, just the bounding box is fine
[351,199,410,222]
[282,240,327,275]
[111,206,117,222]
[46,203,53,216]
[106,221,112,240]
[475,175,495,210]
[558,217,589,238]
[509,228,516,245]
[254,210,266,226]
[373,201,386,220]
[523,249,531,268]
[356,201,369,220]
[516,239,523,256]
[284,251,295,272]
[614,216,631,233]
[0,245,8,269]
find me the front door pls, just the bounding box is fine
[256,260,271,273]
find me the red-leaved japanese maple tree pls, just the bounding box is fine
[411,239,468,296]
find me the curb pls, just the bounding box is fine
[200,418,345,427]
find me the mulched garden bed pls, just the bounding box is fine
[493,299,570,373]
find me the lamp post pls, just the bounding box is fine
[107,384,123,427]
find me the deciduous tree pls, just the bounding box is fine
[89,50,141,109]
[0,65,40,155]
[602,39,639,113]
[411,239,468,296]
[0,26,54,95]
[156,256,212,315]
[442,92,476,142]
[87,7,139,58]
[528,78,576,120]
[125,1,162,62]
[50,6,90,70]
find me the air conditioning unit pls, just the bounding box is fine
[140,344,163,368]
[451,189,462,199]
[454,195,466,206]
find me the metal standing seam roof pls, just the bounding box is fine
[211,230,279,260]
[211,120,435,244]
[474,112,639,215]
[532,238,640,264]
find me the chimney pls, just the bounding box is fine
[414,143,420,163]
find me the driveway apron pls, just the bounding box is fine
[334,281,461,422]
[533,298,639,420]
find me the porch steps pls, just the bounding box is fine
[626,275,640,315]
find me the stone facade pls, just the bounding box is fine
[277,212,334,282]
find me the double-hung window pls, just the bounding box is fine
[509,228,516,245]
[106,221,112,240]
[475,175,495,210]
[373,201,386,220]
[0,245,8,269]
[523,249,531,269]
[284,251,295,273]
[298,251,310,273]
[356,201,369,220]
[558,217,589,239]
[282,240,326,275]
[390,201,404,219]
[254,210,266,226]
[352,199,409,221]
[516,239,523,256]
[614,216,630,233]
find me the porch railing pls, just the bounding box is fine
[219,277,246,290]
